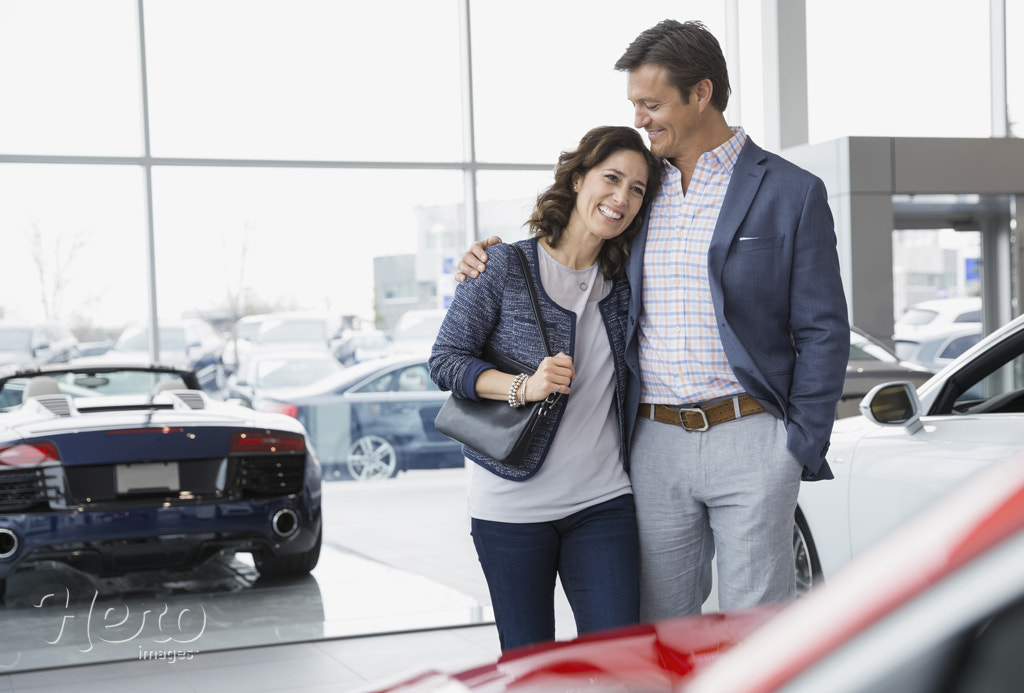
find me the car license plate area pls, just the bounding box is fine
[116,462,180,495]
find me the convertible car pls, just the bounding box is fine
[0,362,322,598]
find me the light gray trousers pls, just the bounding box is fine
[630,411,802,620]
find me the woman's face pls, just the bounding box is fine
[570,149,649,242]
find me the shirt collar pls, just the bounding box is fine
[708,126,746,172]
[657,126,747,180]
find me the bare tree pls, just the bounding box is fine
[26,221,91,321]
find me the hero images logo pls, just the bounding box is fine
[33,586,207,661]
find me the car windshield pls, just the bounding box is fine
[393,312,446,340]
[256,319,327,344]
[0,328,31,351]
[114,327,187,351]
[256,357,340,388]
[900,308,939,327]
[955,310,981,323]
[0,368,192,410]
[236,320,263,340]
[851,331,899,364]
[354,334,388,349]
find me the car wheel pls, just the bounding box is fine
[794,509,823,596]
[346,434,399,481]
[256,526,322,577]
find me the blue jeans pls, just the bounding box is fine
[471,494,640,652]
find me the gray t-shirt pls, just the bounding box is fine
[468,244,631,522]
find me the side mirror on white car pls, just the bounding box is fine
[859,381,924,434]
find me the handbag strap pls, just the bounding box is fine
[511,244,552,357]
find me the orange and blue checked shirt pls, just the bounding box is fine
[639,127,748,405]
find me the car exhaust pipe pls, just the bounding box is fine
[0,528,18,559]
[271,509,299,538]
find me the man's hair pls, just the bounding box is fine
[614,19,731,113]
[527,126,661,279]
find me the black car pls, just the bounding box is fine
[254,355,464,481]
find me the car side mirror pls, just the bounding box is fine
[860,381,923,434]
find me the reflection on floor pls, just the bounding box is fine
[0,470,512,691]
[0,549,492,675]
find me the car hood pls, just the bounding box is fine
[371,605,781,692]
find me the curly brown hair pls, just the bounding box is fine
[526,126,661,279]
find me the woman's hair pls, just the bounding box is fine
[614,19,731,113]
[527,125,661,278]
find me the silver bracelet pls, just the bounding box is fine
[508,373,528,408]
[519,375,529,406]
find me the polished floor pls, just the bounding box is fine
[0,468,578,692]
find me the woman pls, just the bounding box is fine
[429,125,661,651]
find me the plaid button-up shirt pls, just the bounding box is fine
[639,127,748,405]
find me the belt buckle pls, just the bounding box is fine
[677,406,710,432]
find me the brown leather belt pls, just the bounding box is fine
[638,394,766,432]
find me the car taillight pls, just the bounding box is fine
[258,402,299,418]
[0,441,61,466]
[230,431,306,455]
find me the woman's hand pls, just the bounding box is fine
[525,352,574,401]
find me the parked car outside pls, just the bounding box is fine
[385,309,447,357]
[794,311,1024,594]
[253,355,464,481]
[893,296,982,365]
[0,320,79,368]
[225,349,344,406]
[222,313,269,373]
[247,312,341,357]
[839,326,933,418]
[0,361,322,599]
[334,329,389,366]
[894,323,982,372]
[369,452,1024,692]
[100,318,226,395]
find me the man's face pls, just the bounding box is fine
[626,64,698,163]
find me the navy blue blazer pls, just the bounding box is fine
[623,137,849,481]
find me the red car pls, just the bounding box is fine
[371,452,1024,692]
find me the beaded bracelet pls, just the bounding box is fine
[507,373,528,408]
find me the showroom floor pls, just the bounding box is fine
[0,469,578,692]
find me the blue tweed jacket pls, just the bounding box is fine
[429,238,632,481]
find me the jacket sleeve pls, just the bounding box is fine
[428,244,510,400]
[786,176,850,479]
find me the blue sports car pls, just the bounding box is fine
[0,362,322,599]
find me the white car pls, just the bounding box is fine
[893,296,982,366]
[796,311,1024,591]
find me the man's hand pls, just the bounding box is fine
[455,236,502,283]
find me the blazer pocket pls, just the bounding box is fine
[733,235,784,253]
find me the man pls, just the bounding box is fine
[458,19,849,621]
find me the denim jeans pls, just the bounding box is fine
[471,493,640,652]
